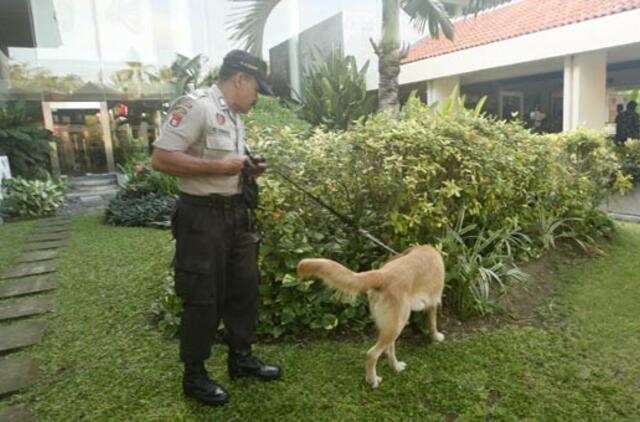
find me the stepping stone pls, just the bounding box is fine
[0,274,57,299]
[14,250,59,264]
[36,224,69,232]
[0,297,54,321]
[36,226,69,234]
[28,232,69,242]
[0,357,41,396]
[38,217,69,224]
[23,240,68,251]
[0,263,57,280]
[0,405,36,422]
[0,320,46,353]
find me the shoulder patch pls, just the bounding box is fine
[167,97,194,128]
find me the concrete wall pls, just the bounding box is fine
[298,13,343,72]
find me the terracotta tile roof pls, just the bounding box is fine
[403,0,640,64]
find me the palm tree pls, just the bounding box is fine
[227,0,510,117]
[109,62,157,98]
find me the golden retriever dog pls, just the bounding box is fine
[297,245,445,388]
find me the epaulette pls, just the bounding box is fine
[186,89,208,100]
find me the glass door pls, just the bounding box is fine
[499,91,524,122]
[43,101,115,176]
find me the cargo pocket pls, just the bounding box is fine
[173,205,214,274]
[174,270,216,305]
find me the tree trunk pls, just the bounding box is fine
[375,0,402,119]
[375,44,403,118]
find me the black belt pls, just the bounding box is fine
[178,192,244,208]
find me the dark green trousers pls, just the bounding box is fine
[172,193,261,363]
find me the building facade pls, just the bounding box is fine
[400,0,640,133]
[0,0,234,176]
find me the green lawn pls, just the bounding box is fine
[0,219,36,274]
[2,215,639,421]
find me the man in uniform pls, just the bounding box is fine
[151,50,281,407]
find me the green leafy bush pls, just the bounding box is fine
[104,193,175,227]
[614,139,640,184]
[119,156,178,198]
[0,101,58,179]
[154,94,631,338]
[105,156,177,227]
[1,176,67,217]
[298,48,375,130]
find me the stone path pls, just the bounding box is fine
[0,216,70,420]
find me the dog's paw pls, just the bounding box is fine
[367,375,382,389]
[394,361,407,373]
[433,332,445,342]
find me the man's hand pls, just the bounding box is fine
[221,155,249,175]
[245,155,267,176]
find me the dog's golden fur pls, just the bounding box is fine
[297,245,445,388]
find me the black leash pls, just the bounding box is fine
[261,162,400,256]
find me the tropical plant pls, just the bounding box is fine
[0,101,58,179]
[105,156,178,227]
[297,48,375,129]
[440,212,529,319]
[109,61,158,98]
[170,54,219,98]
[104,193,175,228]
[615,139,640,183]
[227,0,509,116]
[0,176,67,217]
[9,62,84,93]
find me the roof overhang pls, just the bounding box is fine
[399,7,640,85]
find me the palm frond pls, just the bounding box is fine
[226,0,283,58]
[401,0,453,40]
[465,0,513,15]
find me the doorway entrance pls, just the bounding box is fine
[42,101,115,176]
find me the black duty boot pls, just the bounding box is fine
[228,349,282,381]
[183,362,229,406]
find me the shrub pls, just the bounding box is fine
[119,156,178,198]
[0,101,58,179]
[614,139,640,184]
[154,94,631,337]
[105,155,178,228]
[104,192,175,227]
[1,176,67,217]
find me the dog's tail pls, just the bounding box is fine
[297,258,384,296]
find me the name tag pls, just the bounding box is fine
[208,125,232,138]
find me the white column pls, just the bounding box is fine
[563,51,607,131]
[100,102,116,173]
[288,0,301,100]
[427,76,461,108]
[41,102,61,177]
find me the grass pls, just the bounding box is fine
[1,214,639,421]
[0,218,36,274]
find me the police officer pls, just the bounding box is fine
[151,50,281,407]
